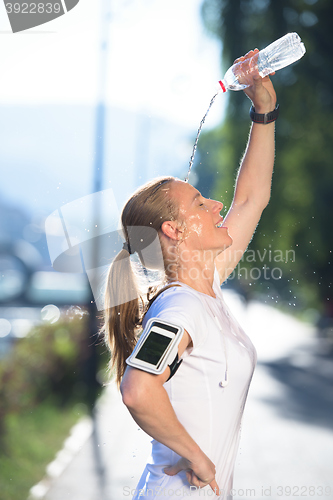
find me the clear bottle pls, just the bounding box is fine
[218,32,306,92]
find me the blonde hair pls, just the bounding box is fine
[104,176,180,385]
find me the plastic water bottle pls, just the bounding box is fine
[218,32,306,92]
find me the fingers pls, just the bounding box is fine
[185,471,220,496]
[210,478,220,497]
[186,470,201,487]
[163,464,181,476]
[233,48,259,64]
[164,455,219,494]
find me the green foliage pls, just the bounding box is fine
[0,400,85,500]
[0,316,106,444]
[0,315,108,498]
[196,0,333,313]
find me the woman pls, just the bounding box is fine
[104,50,277,499]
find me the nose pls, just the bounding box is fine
[211,200,223,213]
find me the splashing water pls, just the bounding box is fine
[185,92,219,183]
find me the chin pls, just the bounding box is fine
[227,235,233,246]
[222,236,233,251]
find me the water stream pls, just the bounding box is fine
[185,92,219,183]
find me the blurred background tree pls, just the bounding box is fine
[194,0,333,316]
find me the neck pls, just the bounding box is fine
[168,253,216,298]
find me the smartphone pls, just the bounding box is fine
[126,318,184,375]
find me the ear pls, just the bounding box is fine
[161,221,183,241]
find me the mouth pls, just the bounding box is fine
[215,217,224,228]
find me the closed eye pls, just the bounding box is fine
[198,197,208,207]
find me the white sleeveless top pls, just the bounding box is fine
[132,269,257,500]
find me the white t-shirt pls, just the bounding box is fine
[132,269,257,500]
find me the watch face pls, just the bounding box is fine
[135,331,172,366]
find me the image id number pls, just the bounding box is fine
[5,3,61,14]
[277,486,332,496]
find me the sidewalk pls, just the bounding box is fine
[36,291,333,500]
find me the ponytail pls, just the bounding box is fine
[103,176,180,386]
[104,248,143,386]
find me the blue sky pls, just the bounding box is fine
[0,0,225,127]
[0,0,226,224]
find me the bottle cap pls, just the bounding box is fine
[218,80,227,93]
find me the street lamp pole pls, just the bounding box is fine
[86,0,111,402]
[84,1,112,497]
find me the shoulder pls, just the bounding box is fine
[144,286,208,349]
[148,286,204,316]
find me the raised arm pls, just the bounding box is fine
[120,330,219,495]
[215,49,277,283]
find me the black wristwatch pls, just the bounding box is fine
[249,104,279,124]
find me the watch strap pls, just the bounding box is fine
[250,104,279,124]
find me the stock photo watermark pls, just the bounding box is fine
[164,246,295,283]
[123,485,332,497]
[3,0,80,33]
[45,189,296,311]
[45,189,164,310]
[227,246,295,282]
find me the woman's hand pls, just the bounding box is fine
[234,49,277,113]
[164,453,220,496]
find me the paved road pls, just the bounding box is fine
[36,291,333,500]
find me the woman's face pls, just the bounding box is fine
[170,180,233,256]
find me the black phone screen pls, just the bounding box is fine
[135,331,172,366]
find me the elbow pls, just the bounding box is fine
[120,379,135,409]
[120,375,147,411]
